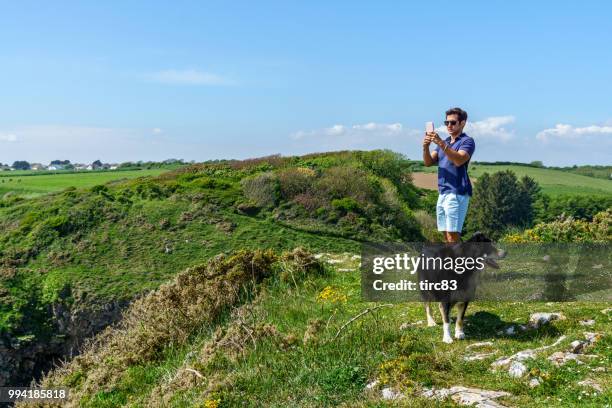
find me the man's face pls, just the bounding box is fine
[445,114,466,136]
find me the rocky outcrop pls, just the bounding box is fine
[0,298,129,387]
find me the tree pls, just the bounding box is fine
[517,175,541,227]
[529,160,544,168]
[50,159,71,165]
[12,161,30,170]
[466,170,540,239]
[91,160,103,169]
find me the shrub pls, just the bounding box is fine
[292,192,322,212]
[331,197,361,214]
[240,172,279,207]
[534,194,612,223]
[414,210,443,242]
[502,209,611,243]
[277,167,316,199]
[315,166,375,202]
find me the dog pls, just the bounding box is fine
[417,232,506,343]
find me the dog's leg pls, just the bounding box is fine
[425,302,437,326]
[438,302,453,343]
[455,302,468,340]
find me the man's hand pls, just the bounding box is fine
[428,132,444,147]
[422,133,432,148]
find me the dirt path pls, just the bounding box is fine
[411,172,477,190]
[411,172,437,190]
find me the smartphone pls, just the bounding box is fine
[425,121,434,133]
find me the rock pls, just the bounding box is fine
[579,319,595,326]
[508,361,528,378]
[466,341,494,350]
[592,367,606,372]
[365,380,378,390]
[548,351,582,366]
[563,331,603,358]
[505,326,516,336]
[528,312,566,329]
[569,340,585,353]
[577,379,603,392]
[529,378,541,388]
[421,386,511,407]
[583,332,602,344]
[381,387,402,400]
[601,308,612,314]
[400,320,424,330]
[464,352,497,361]
[491,335,566,370]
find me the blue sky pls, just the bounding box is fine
[0,1,611,166]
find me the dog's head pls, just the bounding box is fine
[464,232,506,269]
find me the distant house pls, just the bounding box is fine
[31,163,47,171]
[48,164,66,171]
[110,165,118,170]
[74,164,88,170]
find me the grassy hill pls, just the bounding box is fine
[1,151,610,406]
[415,164,612,196]
[0,150,426,386]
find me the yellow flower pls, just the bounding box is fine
[203,398,221,408]
[317,286,348,303]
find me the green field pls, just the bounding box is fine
[0,169,172,197]
[418,164,612,196]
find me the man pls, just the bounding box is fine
[422,107,475,243]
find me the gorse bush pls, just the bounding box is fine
[502,209,611,243]
[277,167,316,199]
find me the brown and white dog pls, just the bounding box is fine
[417,232,505,343]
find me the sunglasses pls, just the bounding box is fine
[444,120,459,126]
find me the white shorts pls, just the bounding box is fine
[436,193,470,232]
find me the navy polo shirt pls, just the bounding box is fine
[434,133,476,196]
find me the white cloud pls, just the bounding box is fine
[152,128,163,134]
[292,122,406,140]
[437,116,516,141]
[536,123,612,141]
[0,134,17,142]
[147,69,235,86]
[326,124,346,136]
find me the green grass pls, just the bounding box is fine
[417,164,612,196]
[0,169,172,197]
[65,253,611,407]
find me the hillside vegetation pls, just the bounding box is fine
[0,150,425,385]
[1,150,610,407]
